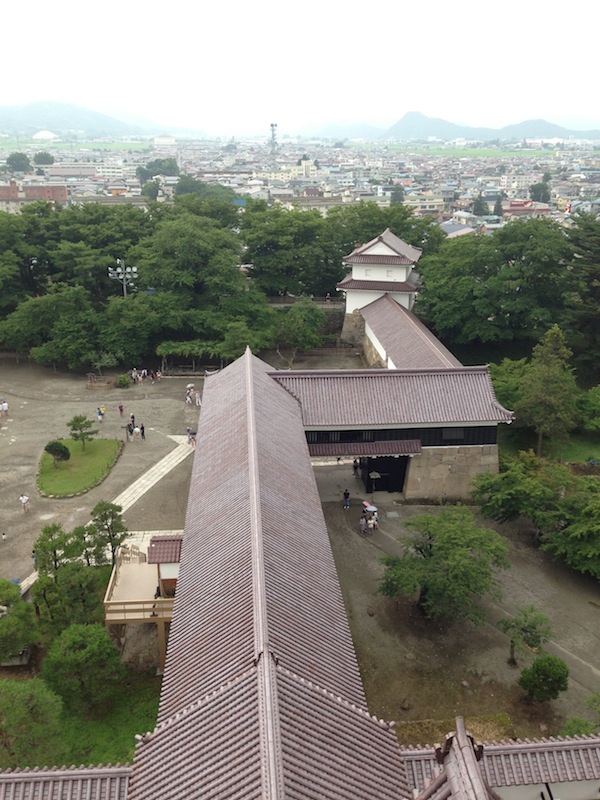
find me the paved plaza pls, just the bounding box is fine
[0,357,199,583]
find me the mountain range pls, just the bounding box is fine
[0,102,599,141]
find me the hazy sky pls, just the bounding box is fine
[4,0,597,136]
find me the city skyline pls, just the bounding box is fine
[3,0,597,137]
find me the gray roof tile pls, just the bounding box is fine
[0,766,131,800]
[271,368,513,428]
[128,350,409,800]
[147,535,182,564]
[360,295,462,370]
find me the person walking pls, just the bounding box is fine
[97,408,103,423]
[140,423,145,440]
[359,516,367,535]
[367,515,375,535]
[195,390,202,407]
[353,458,359,477]
[19,493,30,512]
[118,403,124,417]
[343,489,350,510]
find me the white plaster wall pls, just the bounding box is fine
[352,264,410,282]
[345,290,413,314]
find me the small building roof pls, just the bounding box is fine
[147,535,182,564]
[344,228,423,265]
[360,295,462,370]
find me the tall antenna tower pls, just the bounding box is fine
[270,123,278,155]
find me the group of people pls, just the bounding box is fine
[185,385,202,406]
[342,485,380,535]
[131,367,162,385]
[127,413,145,441]
[359,509,379,536]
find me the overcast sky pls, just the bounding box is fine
[3,0,597,137]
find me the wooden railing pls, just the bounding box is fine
[104,598,174,623]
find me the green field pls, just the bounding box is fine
[38,438,122,496]
[498,427,600,463]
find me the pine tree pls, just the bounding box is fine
[515,326,580,457]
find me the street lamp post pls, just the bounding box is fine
[108,259,138,297]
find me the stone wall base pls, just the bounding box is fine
[404,445,499,501]
[362,333,385,369]
[340,311,365,347]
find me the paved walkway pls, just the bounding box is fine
[111,436,191,512]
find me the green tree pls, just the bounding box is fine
[6,152,31,172]
[34,523,80,577]
[44,440,71,468]
[136,157,179,183]
[243,206,341,297]
[472,194,489,216]
[378,507,509,625]
[580,385,600,431]
[32,562,108,636]
[390,186,405,205]
[472,452,575,533]
[275,298,325,367]
[488,357,530,410]
[529,182,550,203]
[67,414,98,451]
[566,212,600,379]
[542,480,600,579]
[518,653,569,703]
[493,196,504,216]
[88,501,127,565]
[41,623,126,711]
[515,325,581,456]
[418,219,573,346]
[0,679,62,769]
[141,180,160,201]
[498,605,553,665]
[0,579,38,660]
[33,151,55,165]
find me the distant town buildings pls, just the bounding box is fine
[0,135,598,225]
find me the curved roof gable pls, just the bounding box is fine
[344,228,422,265]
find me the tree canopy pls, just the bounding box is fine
[514,325,580,456]
[6,152,31,172]
[417,218,574,346]
[41,623,126,711]
[378,507,509,625]
[518,654,569,703]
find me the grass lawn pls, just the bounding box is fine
[498,427,600,463]
[38,438,122,496]
[57,672,161,766]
